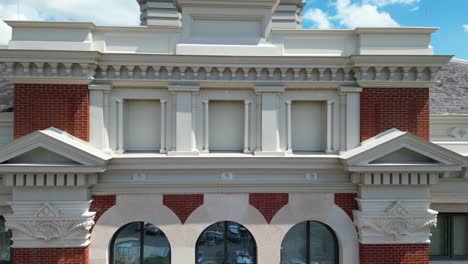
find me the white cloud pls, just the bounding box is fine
[334,0,399,28]
[363,0,420,7]
[0,0,140,45]
[464,25,468,32]
[303,0,400,29]
[303,8,332,29]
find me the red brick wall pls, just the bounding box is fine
[360,244,429,264]
[360,88,429,141]
[334,193,358,220]
[12,247,88,264]
[249,193,288,223]
[14,84,89,141]
[90,195,116,224]
[163,194,204,224]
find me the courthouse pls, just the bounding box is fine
[0,0,467,263]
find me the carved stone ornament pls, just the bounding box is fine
[5,201,96,248]
[355,215,437,242]
[448,126,468,139]
[354,199,438,244]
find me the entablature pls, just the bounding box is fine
[0,50,451,88]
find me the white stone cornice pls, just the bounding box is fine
[168,83,201,92]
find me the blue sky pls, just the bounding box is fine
[0,0,467,59]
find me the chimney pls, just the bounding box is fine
[137,0,181,27]
[273,0,305,29]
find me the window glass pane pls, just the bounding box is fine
[429,214,448,257]
[451,215,468,257]
[143,222,171,264]
[196,221,256,264]
[113,222,141,264]
[309,222,337,264]
[197,222,225,264]
[281,222,307,264]
[226,222,256,264]
[0,217,10,264]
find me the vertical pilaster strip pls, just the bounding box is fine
[244,100,250,153]
[160,100,167,153]
[167,84,200,155]
[286,100,292,153]
[203,100,209,152]
[116,99,125,153]
[326,100,333,153]
[103,89,111,152]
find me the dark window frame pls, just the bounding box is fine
[109,221,171,264]
[0,216,11,264]
[430,213,468,261]
[280,221,339,264]
[195,221,257,264]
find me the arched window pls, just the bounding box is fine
[196,221,256,264]
[281,221,338,264]
[0,216,11,264]
[110,222,170,264]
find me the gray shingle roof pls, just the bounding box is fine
[430,59,468,115]
[0,64,13,112]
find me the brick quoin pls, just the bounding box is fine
[12,247,89,264]
[89,195,116,224]
[360,244,429,264]
[249,193,288,223]
[163,194,204,224]
[360,88,429,141]
[334,193,358,220]
[14,84,89,141]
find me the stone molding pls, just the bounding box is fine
[354,199,437,244]
[3,61,444,87]
[5,201,95,248]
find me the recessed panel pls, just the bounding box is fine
[125,100,161,152]
[209,101,244,152]
[291,101,324,152]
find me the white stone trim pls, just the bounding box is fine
[89,193,359,264]
[271,193,360,264]
[89,194,181,264]
[160,99,168,153]
[116,99,125,154]
[6,200,95,248]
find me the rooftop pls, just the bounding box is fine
[431,59,468,115]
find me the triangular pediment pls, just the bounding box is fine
[0,128,111,168]
[369,147,437,164]
[3,147,80,165]
[341,129,467,171]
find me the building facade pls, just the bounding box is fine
[0,0,467,264]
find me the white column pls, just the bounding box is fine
[326,100,333,153]
[167,84,200,156]
[203,100,209,152]
[286,100,292,153]
[116,99,125,154]
[160,100,167,153]
[339,87,362,150]
[103,89,111,153]
[89,89,104,148]
[254,85,285,155]
[244,100,250,153]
